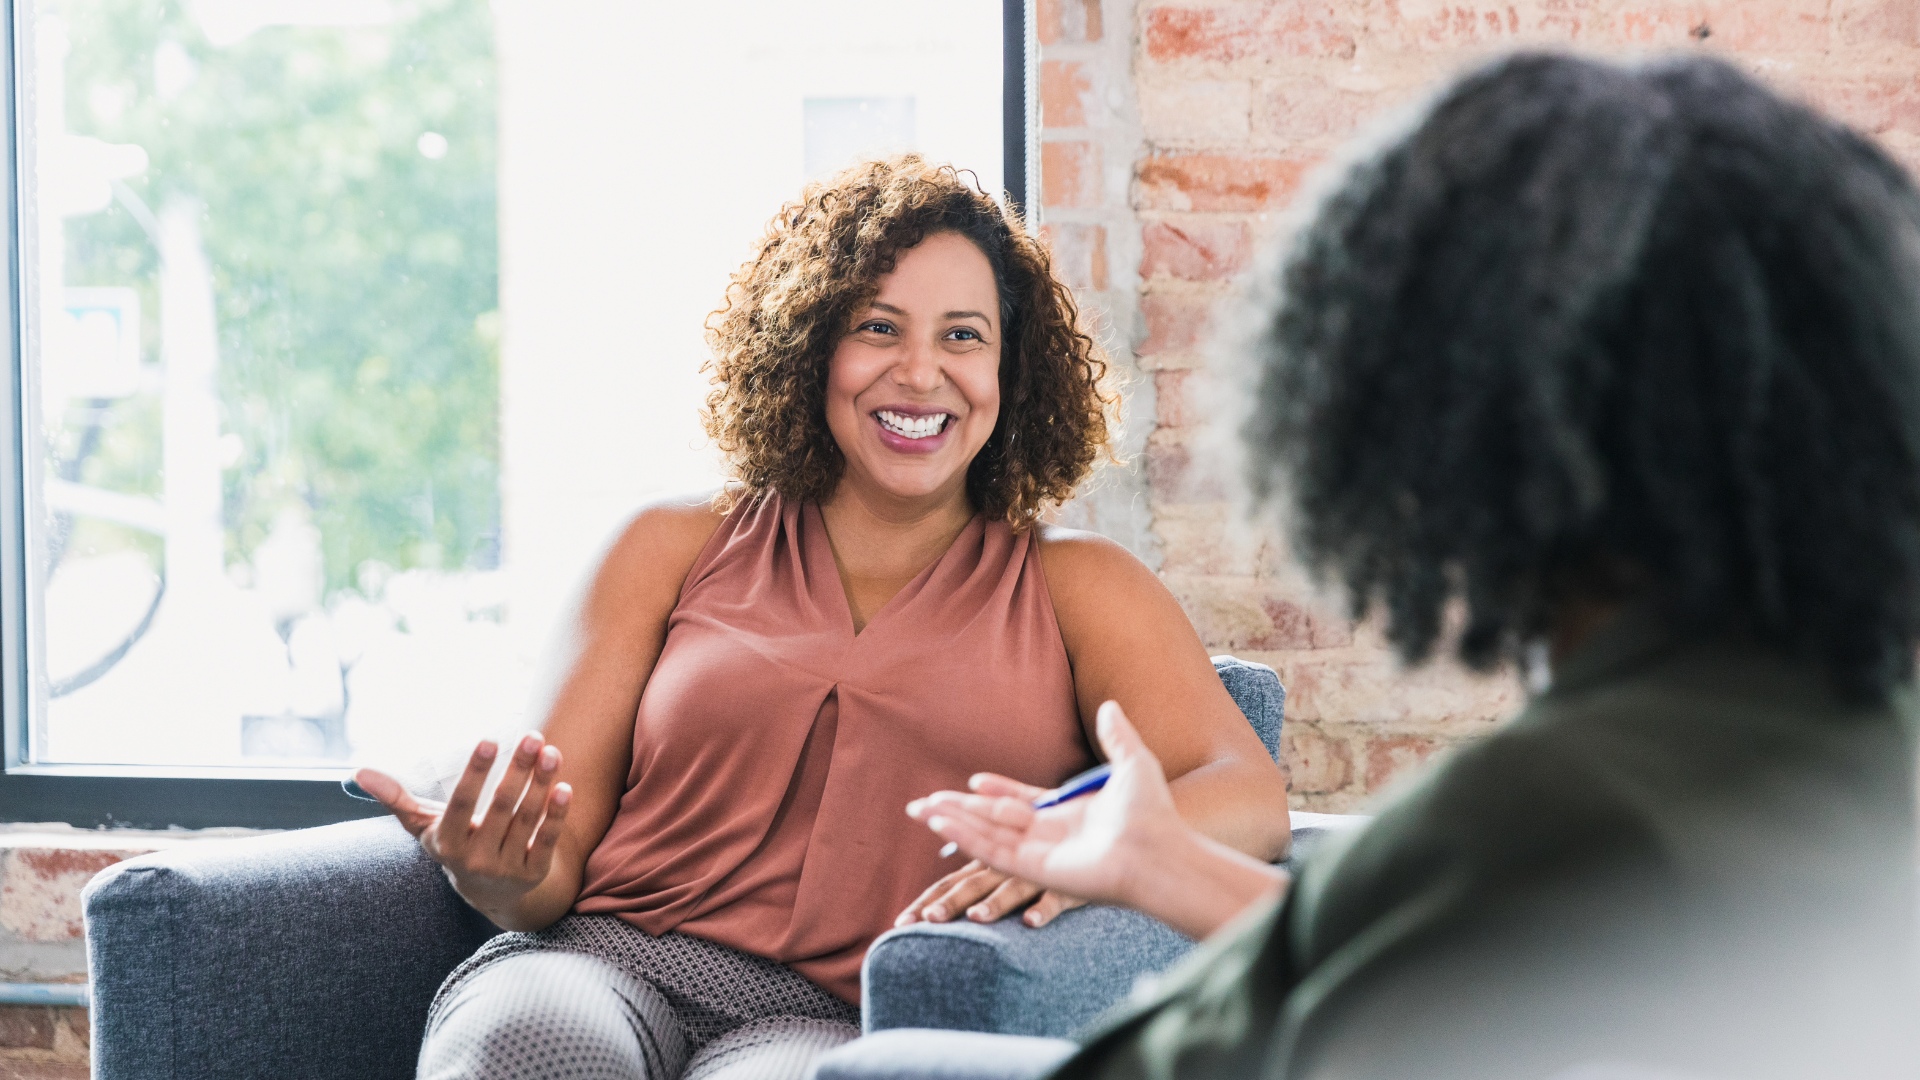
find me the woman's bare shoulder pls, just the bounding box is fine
[1034,524,1158,600]
[620,489,731,549]
[590,489,732,612]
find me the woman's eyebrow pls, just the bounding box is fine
[945,309,991,322]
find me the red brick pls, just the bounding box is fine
[1283,727,1354,794]
[1364,734,1443,792]
[1139,79,1253,144]
[1154,510,1267,575]
[1837,0,1920,47]
[1251,597,1317,649]
[1798,75,1920,136]
[1041,223,1109,291]
[0,1009,54,1051]
[1358,0,1603,47]
[1139,289,1216,357]
[0,1063,89,1080]
[1611,2,1829,52]
[56,1009,84,1054]
[1153,369,1194,429]
[1244,597,1351,650]
[1140,218,1252,281]
[1144,3,1355,65]
[1037,0,1103,45]
[1290,591,1351,641]
[0,848,126,942]
[1042,141,1102,209]
[1041,60,1096,129]
[1137,153,1316,211]
[1252,79,1381,145]
[1146,442,1226,502]
[1267,649,1521,727]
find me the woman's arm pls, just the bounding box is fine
[910,701,1287,940]
[356,494,724,931]
[1041,527,1292,856]
[898,529,1291,929]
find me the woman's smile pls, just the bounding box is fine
[872,406,957,453]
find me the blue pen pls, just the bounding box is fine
[1030,762,1112,809]
[937,762,1113,857]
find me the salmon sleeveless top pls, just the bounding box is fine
[573,493,1091,1002]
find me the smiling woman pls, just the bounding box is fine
[704,155,1112,526]
[354,155,1290,1080]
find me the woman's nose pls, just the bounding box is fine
[892,340,945,392]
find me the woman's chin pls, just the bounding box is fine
[850,464,969,507]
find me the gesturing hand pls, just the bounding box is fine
[895,810,1086,929]
[353,733,573,919]
[906,701,1183,913]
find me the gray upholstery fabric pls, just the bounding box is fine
[861,656,1289,1039]
[812,1030,1076,1080]
[861,904,1189,1038]
[1209,654,1284,761]
[84,816,495,1080]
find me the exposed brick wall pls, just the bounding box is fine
[1040,0,1161,558]
[0,1008,88,1080]
[0,831,212,1078]
[1045,0,1920,811]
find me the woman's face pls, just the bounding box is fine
[825,230,1003,508]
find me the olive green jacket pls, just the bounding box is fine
[1059,610,1920,1080]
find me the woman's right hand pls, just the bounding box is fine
[353,733,574,919]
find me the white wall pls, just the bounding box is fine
[494,0,1004,658]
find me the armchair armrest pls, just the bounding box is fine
[862,903,1188,1038]
[861,818,1365,1039]
[84,816,496,1080]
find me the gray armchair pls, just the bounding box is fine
[83,657,1310,1079]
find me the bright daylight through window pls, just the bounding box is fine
[20,0,1007,774]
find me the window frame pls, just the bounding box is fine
[0,0,1036,830]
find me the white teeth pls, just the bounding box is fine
[876,410,950,440]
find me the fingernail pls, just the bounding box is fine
[520,734,541,755]
[894,913,913,927]
[1026,912,1044,927]
[476,741,497,761]
[906,799,924,816]
[927,816,947,832]
[968,905,990,921]
[540,746,559,771]
[925,905,945,921]
[552,784,571,806]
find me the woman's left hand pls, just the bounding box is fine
[896,776,1086,929]
[895,859,1085,929]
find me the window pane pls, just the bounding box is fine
[22,1,1005,769]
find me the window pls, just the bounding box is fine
[1,0,1032,827]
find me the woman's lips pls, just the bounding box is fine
[872,409,954,454]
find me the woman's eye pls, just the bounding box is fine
[949,327,980,341]
[860,321,896,335]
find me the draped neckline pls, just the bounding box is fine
[804,501,986,641]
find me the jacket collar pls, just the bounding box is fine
[1543,600,1679,697]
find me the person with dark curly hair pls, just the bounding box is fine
[352,155,1292,1080]
[910,53,1920,1079]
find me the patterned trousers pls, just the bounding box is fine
[418,915,862,1080]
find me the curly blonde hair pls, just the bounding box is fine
[702,155,1117,526]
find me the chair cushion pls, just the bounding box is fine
[814,1029,1076,1080]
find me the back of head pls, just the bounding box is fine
[1247,52,1920,700]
